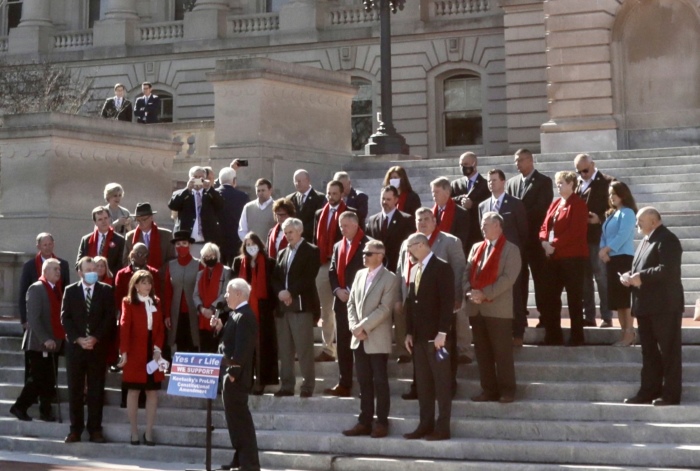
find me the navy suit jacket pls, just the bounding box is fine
[218,302,257,389]
[168,187,224,246]
[217,184,250,259]
[272,240,322,321]
[287,188,326,242]
[345,188,369,229]
[60,281,115,344]
[134,94,160,124]
[506,170,553,246]
[451,173,490,249]
[478,194,529,249]
[405,255,454,342]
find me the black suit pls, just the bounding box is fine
[60,281,115,435]
[134,94,160,124]
[217,184,250,265]
[218,302,260,470]
[272,241,322,321]
[329,235,370,389]
[506,170,553,317]
[346,188,369,229]
[287,188,326,242]
[365,210,414,272]
[168,187,224,246]
[451,174,490,251]
[439,204,470,255]
[100,97,133,122]
[19,257,70,324]
[405,255,454,436]
[630,225,684,403]
[76,232,125,280]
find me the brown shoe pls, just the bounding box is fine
[315,351,335,362]
[471,392,500,402]
[499,395,515,404]
[342,423,372,437]
[425,431,450,441]
[323,384,352,397]
[403,427,432,440]
[512,337,524,348]
[64,432,81,443]
[371,423,388,438]
[89,431,106,443]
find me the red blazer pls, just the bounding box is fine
[120,298,165,384]
[539,194,589,260]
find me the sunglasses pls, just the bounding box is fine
[576,168,590,175]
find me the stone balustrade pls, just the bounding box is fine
[328,6,379,26]
[137,21,184,43]
[53,30,94,50]
[228,13,279,34]
[431,0,491,17]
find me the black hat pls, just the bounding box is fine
[131,202,157,218]
[171,230,195,244]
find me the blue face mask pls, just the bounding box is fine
[84,272,99,285]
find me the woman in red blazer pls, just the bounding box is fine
[117,270,165,446]
[539,171,589,346]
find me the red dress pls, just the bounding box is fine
[120,298,165,387]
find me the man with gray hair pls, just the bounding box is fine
[217,167,249,265]
[271,218,321,398]
[287,169,325,242]
[334,171,368,228]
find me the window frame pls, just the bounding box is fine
[350,76,375,153]
[2,0,23,36]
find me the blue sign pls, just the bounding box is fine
[167,352,223,400]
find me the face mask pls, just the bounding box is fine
[84,272,99,285]
[176,246,190,258]
[389,178,401,189]
[461,165,475,177]
[246,245,260,257]
[203,258,218,268]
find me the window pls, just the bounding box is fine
[3,0,22,35]
[174,0,196,21]
[351,77,373,152]
[266,0,290,13]
[443,74,482,147]
[88,0,101,28]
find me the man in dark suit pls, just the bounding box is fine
[133,81,160,124]
[335,171,369,229]
[431,177,470,254]
[286,169,326,242]
[451,152,490,251]
[505,149,553,330]
[77,206,126,278]
[622,207,684,406]
[403,233,455,441]
[575,153,615,327]
[123,202,175,269]
[325,211,371,397]
[100,83,133,122]
[365,185,414,273]
[61,257,115,443]
[217,167,249,265]
[271,218,321,398]
[212,278,260,471]
[479,169,529,345]
[168,165,224,254]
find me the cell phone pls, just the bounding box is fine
[237,160,249,167]
[194,178,203,185]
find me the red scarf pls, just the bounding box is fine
[433,198,456,234]
[133,223,162,268]
[197,263,223,331]
[469,234,507,300]
[337,229,364,289]
[316,201,347,263]
[397,192,408,212]
[404,229,440,286]
[239,253,268,321]
[101,276,114,286]
[267,224,287,259]
[35,253,63,294]
[39,276,64,340]
[87,227,115,258]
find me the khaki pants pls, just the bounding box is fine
[455,302,474,356]
[315,262,336,357]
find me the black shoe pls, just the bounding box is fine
[535,321,544,329]
[299,391,313,398]
[401,389,418,400]
[274,390,294,397]
[583,319,597,327]
[109,365,122,373]
[624,395,653,405]
[652,398,680,407]
[396,355,411,364]
[143,433,156,446]
[130,435,140,446]
[39,412,56,422]
[10,406,32,421]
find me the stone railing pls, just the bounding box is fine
[53,30,94,50]
[431,0,491,17]
[0,37,8,53]
[138,21,184,43]
[328,6,379,26]
[228,13,280,34]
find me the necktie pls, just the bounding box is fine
[414,263,423,293]
[381,215,389,238]
[493,199,500,212]
[144,232,150,248]
[98,234,106,255]
[467,179,473,193]
[437,208,444,225]
[195,190,203,236]
[85,287,92,312]
[327,207,336,230]
[117,98,121,109]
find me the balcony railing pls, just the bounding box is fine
[328,6,379,26]
[228,13,279,35]
[53,30,94,50]
[431,0,491,17]
[138,21,184,43]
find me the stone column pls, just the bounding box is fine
[7,0,54,54]
[92,0,139,48]
[103,0,139,19]
[183,0,230,40]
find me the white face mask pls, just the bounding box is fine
[389,178,401,189]
[246,245,260,257]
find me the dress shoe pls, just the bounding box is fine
[424,431,450,441]
[401,389,418,400]
[39,412,56,422]
[471,392,500,402]
[512,337,524,348]
[143,432,156,446]
[396,355,411,364]
[130,435,140,446]
[624,395,653,405]
[371,423,389,438]
[89,431,106,443]
[403,428,432,440]
[299,391,313,398]
[9,406,32,421]
[498,395,515,404]
[583,319,597,327]
[652,398,680,407]
[273,390,294,397]
[457,355,473,364]
[315,351,335,362]
[323,384,352,397]
[342,423,372,437]
[109,365,122,373]
[251,388,264,396]
[599,320,613,328]
[64,432,81,443]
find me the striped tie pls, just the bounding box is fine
[85,287,92,312]
[98,234,105,255]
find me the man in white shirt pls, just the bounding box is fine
[100,83,132,122]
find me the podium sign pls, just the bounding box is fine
[167,352,223,400]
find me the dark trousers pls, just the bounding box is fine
[65,342,107,434]
[471,315,516,398]
[637,314,682,403]
[14,350,57,415]
[354,343,389,426]
[511,267,527,338]
[222,380,260,471]
[335,302,354,389]
[413,340,452,435]
[521,240,548,315]
[542,257,586,344]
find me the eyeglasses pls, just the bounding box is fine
[576,169,590,175]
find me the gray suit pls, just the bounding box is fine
[23,282,65,352]
[348,267,399,354]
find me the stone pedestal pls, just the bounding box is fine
[0,113,180,255]
[206,58,356,196]
[92,0,139,47]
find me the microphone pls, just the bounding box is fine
[212,301,228,338]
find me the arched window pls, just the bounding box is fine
[442,74,482,148]
[351,77,373,152]
[2,0,22,35]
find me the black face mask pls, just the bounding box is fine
[461,165,475,177]
[203,258,218,268]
